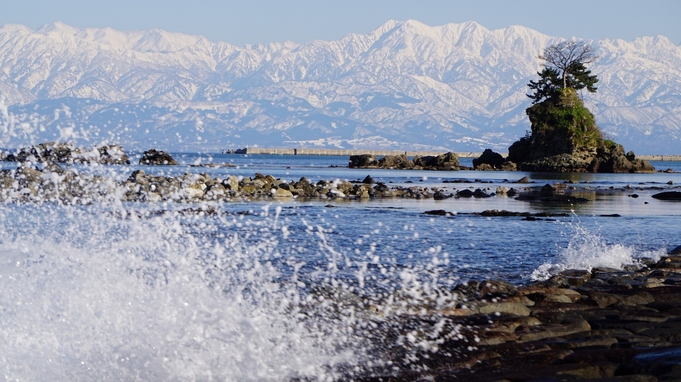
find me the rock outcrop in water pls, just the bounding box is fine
[139,149,178,165]
[506,89,654,173]
[0,142,130,165]
[349,152,459,170]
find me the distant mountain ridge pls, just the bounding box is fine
[0,20,680,154]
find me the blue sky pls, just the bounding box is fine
[1,0,679,46]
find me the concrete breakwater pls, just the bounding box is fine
[638,154,681,161]
[224,147,486,158]
[226,148,681,161]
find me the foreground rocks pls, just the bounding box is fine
[361,252,681,381]
[0,142,130,165]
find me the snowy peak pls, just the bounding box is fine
[0,20,680,153]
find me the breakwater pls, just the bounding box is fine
[225,147,486,158]
[638,155,681,161]
[225,148,681,161]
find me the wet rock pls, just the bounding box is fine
[668,245,681,255]
[456,189,474,198]
[423,209,453,216]
[139,149,178,165]
[652,191,681,201]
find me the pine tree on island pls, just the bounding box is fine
[505,41,654,173]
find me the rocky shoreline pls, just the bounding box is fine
[2,158,676,205]
[358,248,681,381]
[2,147,681,380]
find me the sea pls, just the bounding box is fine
[1,152,680,380]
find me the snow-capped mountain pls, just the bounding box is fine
[0,20,680,154]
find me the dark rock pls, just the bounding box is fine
[348,154,377,168]
[361,175,374,184]
[433,190,451,200]
[413,152,460,170]
[140,149,178,165]
[473,149,505,170]
[378,154,411,169]
[668,246,681,255]
[473,188,492,198]
[424,209,452,216]
[456,189,474,198]
[652,191,681,201]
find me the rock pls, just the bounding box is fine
[652,191,681,201]
[478,302,531,316]
[139,149,178,165]
[361,175,374,184]
[412,152,460,170]
[473,149,505,170]
[507,89,654,173]
[517,176,530,184]
[668,245,681,255]
[378,154,411,169]
[349,152,459,171]
[424,209,452,216]
[348,154,377,168]
[97,144,130,164]
[1,142,131,165]
[456,189,474,198]
[272,187,293,198]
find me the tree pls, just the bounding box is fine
[527,41,599,104]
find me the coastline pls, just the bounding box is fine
[224,147,681,161]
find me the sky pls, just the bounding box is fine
[1,0,679,46]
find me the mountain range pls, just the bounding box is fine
[0,20,680,154]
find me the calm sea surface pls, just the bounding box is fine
[1,153,680,379]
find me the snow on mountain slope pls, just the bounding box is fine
[0,20,679,153]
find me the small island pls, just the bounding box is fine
[506,41,654,173]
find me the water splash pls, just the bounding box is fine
[531,220,665,280]
[0,200,468,380]
[0,203,368,380]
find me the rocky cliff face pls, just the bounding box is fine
[507,89,654,173]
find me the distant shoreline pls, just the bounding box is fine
[224,147,681,161]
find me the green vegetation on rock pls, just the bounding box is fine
[507,41,654,173]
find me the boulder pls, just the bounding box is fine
[348,154,377,168]
[140,149,178,165]
[378,154,411,169]
[473,149,505,170]
[652,191,681,201]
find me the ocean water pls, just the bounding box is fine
[0,152,680,380]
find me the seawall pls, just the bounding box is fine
[225,148,681,161]
[226,147,485,158]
